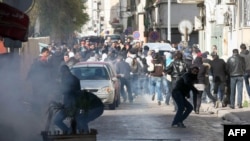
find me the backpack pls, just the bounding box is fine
[131,58,139,73]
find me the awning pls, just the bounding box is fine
[0,3,30,42]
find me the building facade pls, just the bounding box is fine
[82,0,199,45]
[178,0,250,58]
[82,0,131,37]
[129,0,199,45]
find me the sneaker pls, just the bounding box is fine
[206,100,212,104]
[238,105,243,108]
[178,122,186,128]
[152,94,155,101]
[171,122,186,128]
[230,105,235,109]
[195,110,199,114]
[214,101,219,108]
[123,98,127,103]
[222,102,227,107]
[171,124,179,128]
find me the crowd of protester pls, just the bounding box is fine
[27,36,250,120]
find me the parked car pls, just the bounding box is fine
[70,61,120,110]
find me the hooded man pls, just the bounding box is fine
[171,66,199,128]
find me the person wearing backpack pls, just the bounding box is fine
[150,52,165,105]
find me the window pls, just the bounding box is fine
[244,0,250,26]
[71,67,109,80]
[241,0,250,27]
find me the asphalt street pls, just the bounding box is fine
[89,94,225,141]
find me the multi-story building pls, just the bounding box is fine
[81,0,104,36]
[140,0,199,44]
[82,0,130,37]
[178,0,250,57]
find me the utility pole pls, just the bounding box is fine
[119,0,122,19]
[168,0,171,41]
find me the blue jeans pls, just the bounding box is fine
[76,107,104,132]
[120,77,133,102]
[207,75,214,102]
[243,73,250,97]
[130,74,139,95]
[150,76,163,101]
[148,76,154,95]
[54,110,71,133]
[230,76,244,107]
[172,90,193,125]
[214,81,226,101]
[139,76,148,94]
[209,75,214,94]
[162,76,171,104]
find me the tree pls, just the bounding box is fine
[35,0,89,44]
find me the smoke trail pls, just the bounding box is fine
[0,53,57,141]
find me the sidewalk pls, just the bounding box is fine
[144,94,250,124]
[201,102,250,124]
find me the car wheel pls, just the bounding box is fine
[109,100,116,110]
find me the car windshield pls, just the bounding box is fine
[105,35,120,40]
[71,67,110,80]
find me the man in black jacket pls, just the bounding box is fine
[75,90,104,133]
[171,66,199,128]
[27,47,53,114]
[165,51,188,109]
[240,43,250,99]
[54,65,81,134]
[227,49,245,109]
[210,53,228,107]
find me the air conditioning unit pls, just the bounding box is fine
[224,0,236,5]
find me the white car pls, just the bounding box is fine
[70,61,120,110]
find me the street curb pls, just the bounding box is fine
[202,104,243,124]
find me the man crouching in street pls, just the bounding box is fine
[171,66,199,128]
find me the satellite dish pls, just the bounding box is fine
[178,20,193,35]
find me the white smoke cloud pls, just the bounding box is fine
[0,53,57,141]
